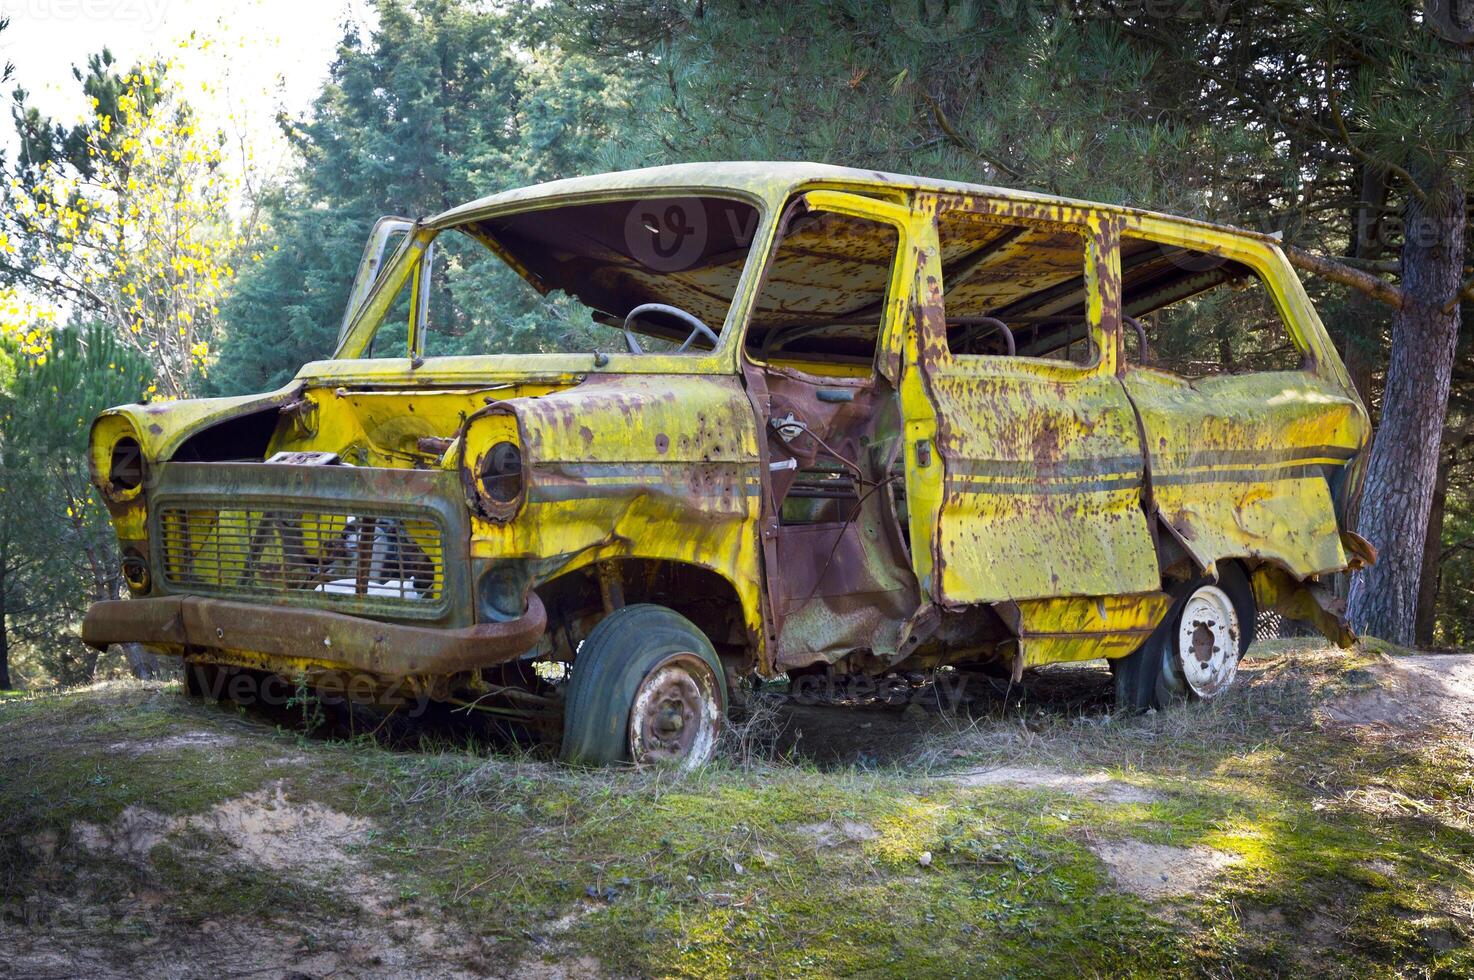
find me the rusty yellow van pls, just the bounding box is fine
[83,163,1373,767]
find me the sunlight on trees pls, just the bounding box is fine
[1,51,264,397]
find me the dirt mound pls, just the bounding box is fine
[1318,653,1474,730]
[73,781,370,871]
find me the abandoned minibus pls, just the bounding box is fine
[82,162,1373,767]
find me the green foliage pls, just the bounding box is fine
[209,0,637,394]
[0,326,153,687]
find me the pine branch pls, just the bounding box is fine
[1283,245,1405,309]
[920,91,1022,181]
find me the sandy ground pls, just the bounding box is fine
[3,646,1473,978]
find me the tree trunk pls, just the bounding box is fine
[0,566,11,691]
[118,642,167,681]
[1414,454,1449,647]
[1347,177,1466,644]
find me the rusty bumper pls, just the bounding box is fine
[82,593,546,678]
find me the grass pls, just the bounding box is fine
[2,641,1473,977]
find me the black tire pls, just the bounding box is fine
[1113,563,1257,713]
[560,604,727,768]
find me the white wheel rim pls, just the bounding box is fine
[628,653,721,770]
[1175,584,1239,698]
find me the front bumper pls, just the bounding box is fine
[82,593,546,678]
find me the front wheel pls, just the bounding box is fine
[560,604,727,769]
[1113,564,1256,712]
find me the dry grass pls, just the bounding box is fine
[4,639,1474,978]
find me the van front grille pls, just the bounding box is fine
[157,505,445,616]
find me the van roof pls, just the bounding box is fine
[428,161,1280,246]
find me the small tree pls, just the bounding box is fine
[0,325,153,687]
[4,49,256,397]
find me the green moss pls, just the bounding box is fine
[6,654,1474,977]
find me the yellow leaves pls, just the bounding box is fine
[5,55,261,401]
[0,289,57,360]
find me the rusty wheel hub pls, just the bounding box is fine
[1175,584,1239,698]
[628,652,721,769]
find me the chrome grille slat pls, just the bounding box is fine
[157,503,446,613]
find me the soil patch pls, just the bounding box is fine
[72,780,370,871]
[1091,840,1240,900]
[1319,653,1474,730]
[939,765,1161,803]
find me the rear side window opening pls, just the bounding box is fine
[935,209,1097,368]
[1119,236,1307,377]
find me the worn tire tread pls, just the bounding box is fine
[560,604,727,767]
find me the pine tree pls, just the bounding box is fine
[562,0,1472,645]
[209,0,638,394]
[0,326,153,687]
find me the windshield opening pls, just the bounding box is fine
[373,195,762,358]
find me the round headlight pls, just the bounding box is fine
[109,437,144,493]
[480,441,523,504]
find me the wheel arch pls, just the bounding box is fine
[534,556,759,670]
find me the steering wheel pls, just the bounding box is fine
[622,303,719,355]
[1125,315,1151,364]
[961,316,1016,356]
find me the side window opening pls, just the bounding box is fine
[365,270,412,359]
[936,210,1095,367]
[1120,237,1306,376]
[744,209,900,371]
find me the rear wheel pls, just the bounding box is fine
[1113,564,1256,712]
[560,604,727,769]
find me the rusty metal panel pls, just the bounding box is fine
[462,374,767,648]
[1122,370,1365,576]
[925,361,1161,603]
[910,201,1160,605]
[1000,592,1174,667]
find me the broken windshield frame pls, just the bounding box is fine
[333,193,769,363]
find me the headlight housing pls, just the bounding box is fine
[459,406,526,522]
[481,441,524,505]
[89,415,147,502]
[109,437,144,493]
